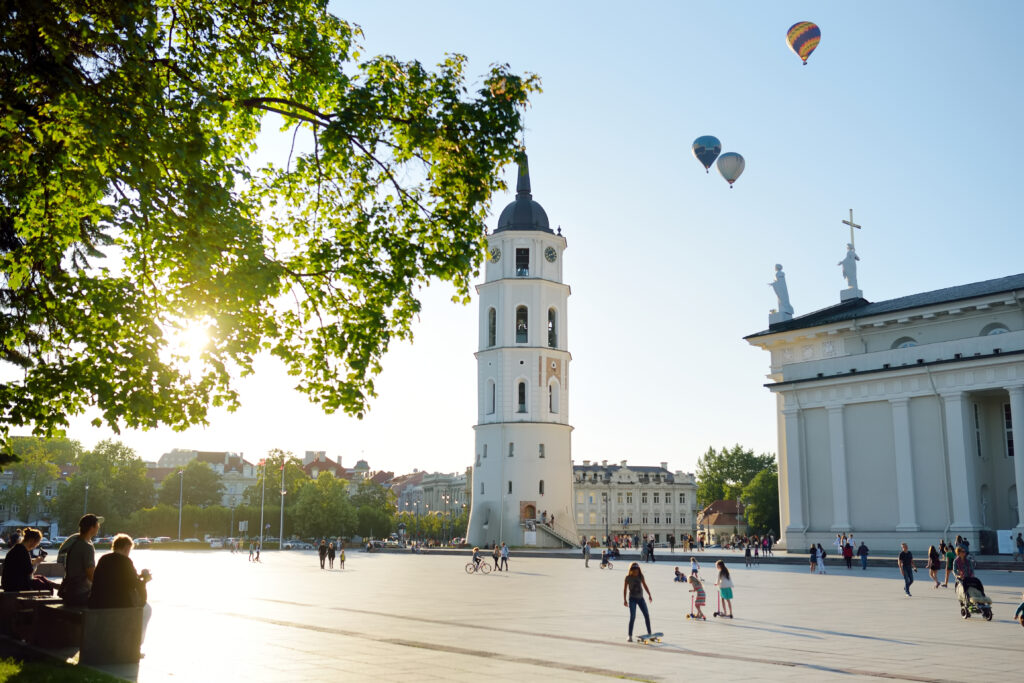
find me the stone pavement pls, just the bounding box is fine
[85,549,1021,682]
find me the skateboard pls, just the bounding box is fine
[685,613,706,620]
[635,632,663,644]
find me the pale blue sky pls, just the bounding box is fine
[57,1,1024,475]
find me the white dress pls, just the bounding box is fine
[816,548,827,574]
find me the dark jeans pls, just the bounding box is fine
[860,555,868,570]
[500,557,508,570]
[902,567,914,593]
[628,596,651,637]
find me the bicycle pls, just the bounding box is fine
[465,560,491,574]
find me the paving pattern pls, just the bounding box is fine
[90,549,1024,682]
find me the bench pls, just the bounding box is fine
[0,591,59,638]
[31,603,143,665]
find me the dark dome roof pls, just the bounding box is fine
[495,157,552,234]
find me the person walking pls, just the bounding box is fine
[897,542,916,597]
[689,556,700,577]
[942,542,955,586]
[327,542,336,569]
[318,540,328,570]
[339,543,346,570]
[254,540,261,562]
[646,539,655,563]
[809,544,817,574]
[492,544,501,571]
[927,545,941,588]
[744,543,752,567]
[623,562,654,642]
[248,541,255,562]
[1014,533,1024,563]
[816,543,827,574]
[857,541,870,570]
[583,542,591,568]
[714,560,734,618]
[500,542,509,571]
[842,542,854,569]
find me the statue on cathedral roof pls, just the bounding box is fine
[769,264,794,317]
[839,243,860,291]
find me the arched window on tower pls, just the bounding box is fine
[549,381,560,414]
[487,307,496,347]
[517,381,527,413]
[486,379,495,415]
[892,336,917,349]
[516,306,528,343]
[539,480,545,495]
[547,308,557,348]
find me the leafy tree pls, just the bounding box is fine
[0,0,537,457]
[291,473,356,538]
[157,460,223,508]
[742,463,780,536]
[0,440,61,523]
[242,449,307,505]
[696,444,775,507]
[356,505,392,540]
[53,439,154,529]
[350,478,395,511]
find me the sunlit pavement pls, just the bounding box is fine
[92,549,1023,682]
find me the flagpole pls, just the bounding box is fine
[279,460,286,551]
[258,458,266,549]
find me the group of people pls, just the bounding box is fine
[899,536,980,597]
[316,540,345,569]
[470,543,509,571]
[1,514,152,655]
[809,534,871,573]
[625,558,736,639]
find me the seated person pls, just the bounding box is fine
[57,513,101,606]
[1,528,58,593]
[89,534,152,647]
[600,549,610,567]
[674,566,685,582]
[471,547,481,568]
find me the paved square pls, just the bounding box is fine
[98,549,1023,682]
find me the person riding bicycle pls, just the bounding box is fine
[472,547,482,569]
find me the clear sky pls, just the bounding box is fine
[51,1,1024,476]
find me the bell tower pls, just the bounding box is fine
[467,156,578,548]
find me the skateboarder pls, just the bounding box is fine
[622,562,654,642]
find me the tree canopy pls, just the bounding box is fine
[157,459,223,508]
[53,439,154,529]
[695,444,776,507]
[742,462,780,536]
[0,0,538,457]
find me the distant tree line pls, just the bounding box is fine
[695,444,779,537]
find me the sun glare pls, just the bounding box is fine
[166,319,211,362]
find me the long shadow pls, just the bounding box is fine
[701,621,822,640]
[742,619,916,645]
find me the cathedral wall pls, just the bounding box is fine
[803,407,832,532]
[908,395,949,531]
[844,401,899,531]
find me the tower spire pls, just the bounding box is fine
[516,155,532,197]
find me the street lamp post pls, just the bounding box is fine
[177,469,184,540]
[83,480,89,515]
[258,459,267,548]
[602,492,610,546]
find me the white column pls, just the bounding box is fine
[890,398,919,531]
[1005,386,1024,533]
[782,406,806,532]
[826,405,851,531]
[942,391,980,531]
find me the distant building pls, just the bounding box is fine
[302,453,346,480]
[572,460,697,544]
[696,500,749,545]
[157,448,199,468]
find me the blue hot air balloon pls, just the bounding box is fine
[692,136,722,173]
[716,153,745,188]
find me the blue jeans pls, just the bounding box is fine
[860,555,867,570]
[628,597,651,636]
[902,568,914,593]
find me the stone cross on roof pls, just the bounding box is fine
[842,208,862,249]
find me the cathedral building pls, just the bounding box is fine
[747,270,1024,553]
[466,158,578,548]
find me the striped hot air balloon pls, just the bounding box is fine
[786,21,821,65]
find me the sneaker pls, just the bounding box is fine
[627,636,633,642]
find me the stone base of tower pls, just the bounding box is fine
[467,497,579,549]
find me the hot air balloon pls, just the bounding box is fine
[716,153,745,188]
[692,135,721,174]
[786,21,820,65]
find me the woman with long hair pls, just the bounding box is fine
[622,562,654,642]
[927,545,941,588]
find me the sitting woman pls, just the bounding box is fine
[0,528,58,594]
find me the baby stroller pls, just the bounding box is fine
[956,576,993,621]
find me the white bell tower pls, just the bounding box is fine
[467,156,578,548]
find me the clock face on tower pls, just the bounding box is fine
[544,246,557,263]
[489,247,502,263]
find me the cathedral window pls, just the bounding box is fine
[517,382,527,413]
[487,379,495,415]
[1004,403,1015,457]
[547,308,557,348]
[892,336,917,349]
[483,445,487,459]
[480,482,485,495]
[515,306,528,343]
[508,480,513,494]
[538,443,545,458]
[548,382,559,414]
[515,248,529,276]
[487,308,496,347]
[983,323,1010,336]
[974,403,983,457]
[539,480,545,495]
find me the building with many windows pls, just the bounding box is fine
[573,460,697,544]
